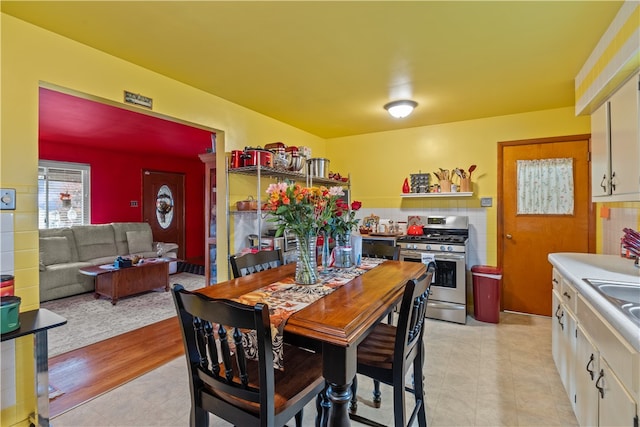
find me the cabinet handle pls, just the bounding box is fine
[595,369,605,399]
[553,278,558,284]
[610,171,616,192]
[555,305,564,330]
[600,174,608,193]
[586,353,595,380]
[563,291,571,300]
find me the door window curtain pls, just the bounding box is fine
[516,158,574,215]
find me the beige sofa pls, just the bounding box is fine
[39,222,178,302]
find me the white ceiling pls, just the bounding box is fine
[2,1,623,139]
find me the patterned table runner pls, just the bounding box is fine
[234,258,386,368]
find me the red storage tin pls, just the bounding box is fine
[0,275,14,297]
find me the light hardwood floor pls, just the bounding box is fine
[48,317,182,417]
[50,312,579,426]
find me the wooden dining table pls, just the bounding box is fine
[195,260,426,427]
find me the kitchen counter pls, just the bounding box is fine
[359,234,404,243]
[548,253,640,351]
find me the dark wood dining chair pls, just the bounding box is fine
[361,242,400,261]
[229,248,284,278]
[349,264,435,427]
[171,284,325,427]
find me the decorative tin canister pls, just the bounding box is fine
[1,295,21,334]
[0,275,14,297]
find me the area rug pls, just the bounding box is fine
[42,272,205,357]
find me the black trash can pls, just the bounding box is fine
[471,265,502,323]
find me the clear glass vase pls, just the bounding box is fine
[334,233,352,268]
[320,232,331,274]
[294,231,319,285]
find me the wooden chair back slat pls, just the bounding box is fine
[396,268,433,363]
[204,321,220,377]
[230,249,285,278]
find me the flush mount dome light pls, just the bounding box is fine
[384,100,417,118]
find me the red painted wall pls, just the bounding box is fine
[39,141,205,261]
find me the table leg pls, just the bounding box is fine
[33,330,50,427]
[321,343,356,427]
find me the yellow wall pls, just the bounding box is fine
[1,6,637,426]
[327,107,591,264]
[0,14,325,426]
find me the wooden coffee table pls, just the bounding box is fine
[79,258,170,305]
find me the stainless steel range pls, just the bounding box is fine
[397,215,469,324]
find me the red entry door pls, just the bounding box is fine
[142,170,185,259]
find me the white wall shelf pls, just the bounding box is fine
[400,192,473,198]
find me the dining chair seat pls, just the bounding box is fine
[172,284,325,427]
[349,264,434,427]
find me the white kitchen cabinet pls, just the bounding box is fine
[575,323,599,427]
[590,73,640,202]
[552,276,577,405]
[591,101,611,198]
[552,289,565,377]
[598,357,638,427]
[551,267,640,427]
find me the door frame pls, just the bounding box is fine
[497,134,597,308]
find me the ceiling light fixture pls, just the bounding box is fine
[384,100,418,118]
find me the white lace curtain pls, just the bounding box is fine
[517,158,574,215]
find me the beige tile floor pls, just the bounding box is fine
[51,312,578,426]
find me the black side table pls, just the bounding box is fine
[1,309,66,427]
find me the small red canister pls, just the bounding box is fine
[0,275,14,297]
[230,150,244,168]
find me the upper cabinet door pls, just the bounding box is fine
[609,73,640,199]
[591,101,611,198]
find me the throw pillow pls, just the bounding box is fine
[126,230,153,254]
[40,236,72,266]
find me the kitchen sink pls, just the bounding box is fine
[598,283,640,303]
[583,278,640,326]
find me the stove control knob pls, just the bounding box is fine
[426,244,432,251]
[440,245,446,251]
[447,246,453,252]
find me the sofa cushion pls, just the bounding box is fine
[40,236,72,266]
[126,230,153,254]
[72,224,117,262]
[39,227,79,262]
[111,222,153,255]
[39,261,94,302]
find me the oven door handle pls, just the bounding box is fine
[433,253,465,261]
[427,301,466,310]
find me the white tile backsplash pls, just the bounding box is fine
[603,208,638,255]
[0,212,14,275]
[356,207,488,268]
[0,213,15,410]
